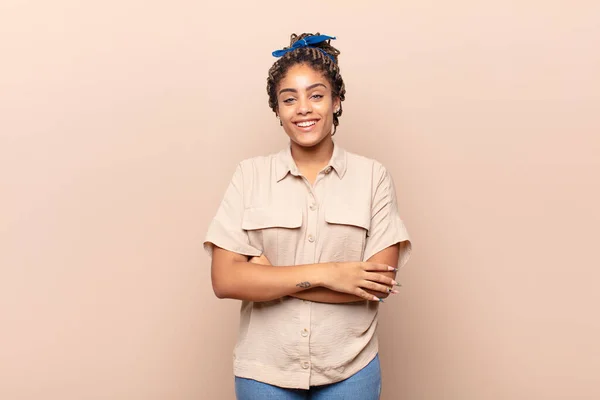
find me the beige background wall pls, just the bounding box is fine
[1,1,599,399]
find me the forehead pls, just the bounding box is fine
[279,63,328,89]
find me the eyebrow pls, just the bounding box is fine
[278,83,328,96]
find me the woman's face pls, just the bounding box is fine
[276,63,340,148]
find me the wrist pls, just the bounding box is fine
[311,262,335,289]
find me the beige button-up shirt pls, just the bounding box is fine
[204,142,412,389]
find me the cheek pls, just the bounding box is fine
[315,99,333,114]
[281,112,295,124]
[277,107,291,119]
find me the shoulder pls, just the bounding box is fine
[345,149,390,182]
[225,151,281,180]
[230,150,283,188]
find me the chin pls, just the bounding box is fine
[291,135,328,148]
[287,130,330,148]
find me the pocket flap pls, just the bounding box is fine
[325,206,371,232]
[242,207,302,230]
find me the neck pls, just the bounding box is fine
[290,136,334,170]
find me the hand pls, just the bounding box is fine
[320,262,398,302]
[249,254,271,266]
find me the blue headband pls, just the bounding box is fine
[272,35,337,62]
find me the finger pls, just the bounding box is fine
[363,263,397,272]
[363,272,398,287]
[260,255,272,265]
[249,255,271,265]
[367,288,398,296]
[361,280,394,294]
[354,288,383,302]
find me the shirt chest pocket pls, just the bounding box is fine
[242,206,303,266]
[324,205,371,262]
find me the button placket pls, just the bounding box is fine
[299,185,315,376]
[305,189,318,251]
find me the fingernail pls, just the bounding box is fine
[373,295,382,302]
[391,289,399,294]
[387,266,397,271]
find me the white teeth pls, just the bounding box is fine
[296,120,317,127]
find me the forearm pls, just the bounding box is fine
[289,271,397,303]
[290,287,365,303]
[212,259,326,302]
[299,243,402,304]
[235,249,397,303]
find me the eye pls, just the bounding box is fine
[311,94,324,100]
[282,98,296,104]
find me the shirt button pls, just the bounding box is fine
[324,166,332,174]
[308,234,315,243]
[301,361,310,369]
[301,328,309,337]
[309,203,318,211]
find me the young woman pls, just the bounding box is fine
[204,33,412,400]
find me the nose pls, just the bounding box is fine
[296,97,312,115]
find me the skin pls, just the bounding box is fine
[210,63,403,303]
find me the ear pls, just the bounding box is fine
[333,97,341,113]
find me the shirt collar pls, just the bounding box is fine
[276,141,348,182]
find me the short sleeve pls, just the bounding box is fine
[362,165,412,268]
[203,163,262,259]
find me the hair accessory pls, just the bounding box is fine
[272,34,336,62]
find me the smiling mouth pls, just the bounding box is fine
[295,120,319,128]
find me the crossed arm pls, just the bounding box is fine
[210,243,402,303]
[248,243,402,304]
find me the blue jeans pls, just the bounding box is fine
[235,354,381,400]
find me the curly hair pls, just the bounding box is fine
[267,33,346,135]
